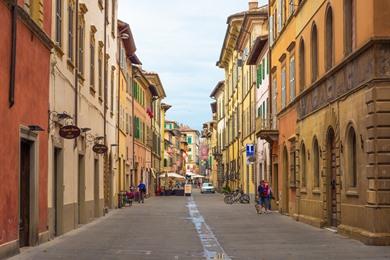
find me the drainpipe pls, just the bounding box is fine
[132,75,135,186]
[103,0,107,144]
[9,0,17,107]
[74,0,79,127]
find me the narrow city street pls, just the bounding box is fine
[10,191,390,260]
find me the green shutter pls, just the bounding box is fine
[262,59,265,80]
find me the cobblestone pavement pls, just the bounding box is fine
[9,191,390,260]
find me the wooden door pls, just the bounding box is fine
[19,140,31,247]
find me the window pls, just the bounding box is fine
[67,2,74,61]
[188,136,192,144]
[269,15,274,46]
[344,0,355,55]
[125,113,128,134]
[299,39,305,92]
[110,67,115,114]
[277,0,282,33]
[272,76,277,116]
[301,143,307,188]
[90,29,96,88]
[262,59,265,80]
[55,0,62,46]
[289,0,295,17]
[289,56,296,100]
[347,127,357,187]
[311,23,318,83]
[313,138,320,188]
[98,42,103,99]
[78,17,85,75]
[281,66,286,109]
[257,64,262,88]
[325,6,334,71]
[111,0,116,37]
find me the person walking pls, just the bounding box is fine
[264,181,272,213]
[138,182,146,203]
[257,180,266,214]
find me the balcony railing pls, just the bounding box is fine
[256,116,279,143]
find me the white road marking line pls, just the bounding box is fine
[187,197,231,260]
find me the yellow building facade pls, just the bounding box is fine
[236,7,268,197]
[270,0,390,245]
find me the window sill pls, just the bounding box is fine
[346,190,359,197]
[78,73,85,84]
[67,59,75,71]
[300,188,307,194]
[312,188,321,195]
[89,86,96,96]
[54,44,64,58]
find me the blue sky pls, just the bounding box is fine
[119,0,267,130]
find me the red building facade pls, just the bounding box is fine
[0,0,52,258]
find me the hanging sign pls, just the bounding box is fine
[93,144,108,154]
[59,125,81,139]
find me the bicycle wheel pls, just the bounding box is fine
[240,194,250,204]
[224,195,234,204]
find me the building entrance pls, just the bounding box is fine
[19,139,32,247]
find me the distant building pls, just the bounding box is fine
[179,126,200,173]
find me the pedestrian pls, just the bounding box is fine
[138,182,146,203]
[257,180,266,214]
[264,181,272,213]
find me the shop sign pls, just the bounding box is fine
[59,125,81,139]
[93,144,108,154]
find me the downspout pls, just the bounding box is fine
[116,58,120,200]
[74,0,79,127]
[103,0,107,144]
[9,0,17,107]
[131,69,135,187]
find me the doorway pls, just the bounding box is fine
[19,139,32,247]
[273,163,279,201]
[282,147,289,214]
[53,148,63,236]
[78,154,85,225]
[327,128,337,227]
[94,158,100,217]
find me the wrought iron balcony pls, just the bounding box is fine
[256,116,279,143]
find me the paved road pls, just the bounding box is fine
[10,191,390,260]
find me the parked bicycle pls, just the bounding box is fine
[224,189,250,204]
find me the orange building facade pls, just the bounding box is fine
[270,0,390,245]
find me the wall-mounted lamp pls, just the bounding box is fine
[81,127,92,133]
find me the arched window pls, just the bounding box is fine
[344,0,355,55]
[347,127,357,187]
[299,39,305,92]
[325,6,334,71]
[301,143,307,188]
[311,23,318,82]
[313,138,320,188]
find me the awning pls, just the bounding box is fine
[159,172,185,179]
[192,174,205,179]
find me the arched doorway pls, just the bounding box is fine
[326,128,337,227]
[282,146,289,214]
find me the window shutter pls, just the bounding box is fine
[278,0,282,33]
[262,59,265,80]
